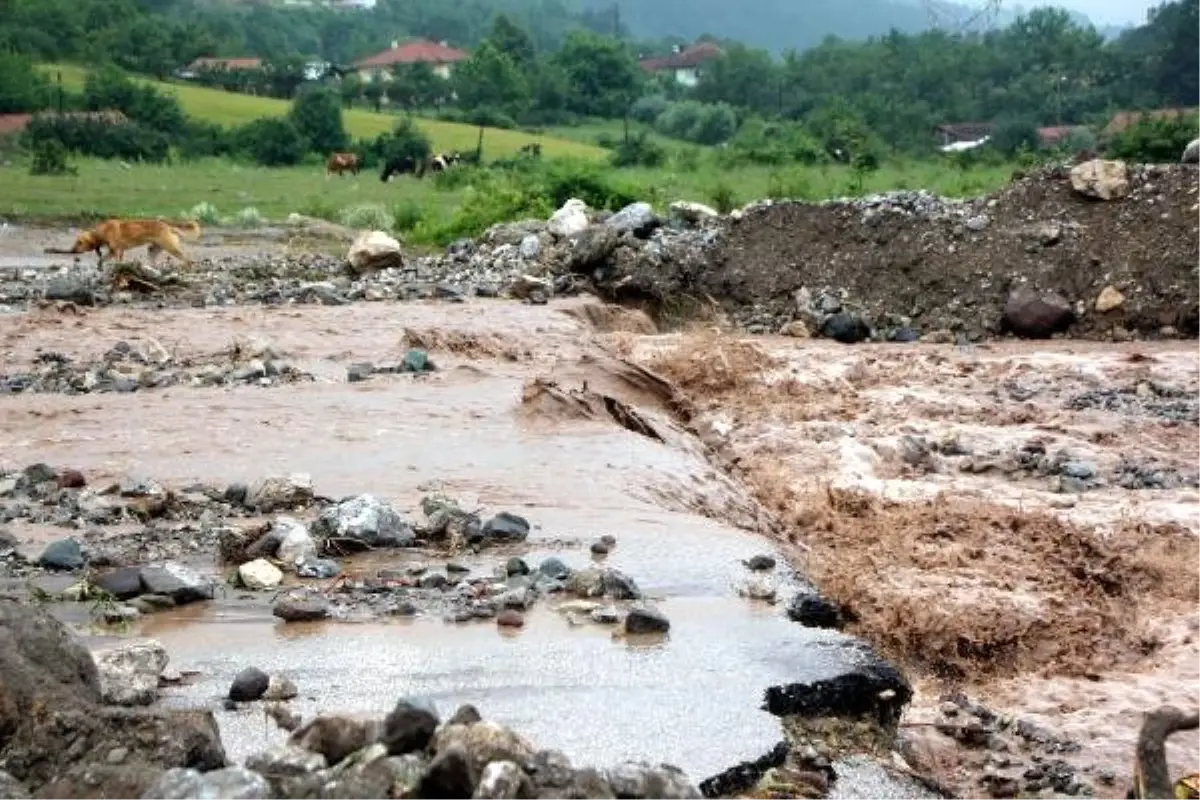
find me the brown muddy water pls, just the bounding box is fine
[0,299,920,787]
[1,287,1197,795]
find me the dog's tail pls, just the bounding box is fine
[167,220,203,239]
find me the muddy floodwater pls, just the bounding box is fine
[1,280,1196,796]
[0,299,918,788]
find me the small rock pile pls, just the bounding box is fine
[897,693,1099,799]
[0,339,313,396]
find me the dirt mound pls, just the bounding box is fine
[399,327,531,361]
[606,164,1199,341]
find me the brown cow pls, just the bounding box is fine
[326,152,360,177]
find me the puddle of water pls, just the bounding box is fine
[133,596,853,780]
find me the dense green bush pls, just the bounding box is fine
[653,100,738,145]
[235,117,306,166]
[1107,114,1199,162]
[289,86,349,155]
[82,65,186,136]
[0,53,52,114]
[610,131,667,167]
[22,112,170,162]
[29,138,73,175]
[630,94,670,124]
[720,118,827,166]
[358,117,433,170]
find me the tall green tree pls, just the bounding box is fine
[553,31,642,118]
[453,41,530,117]
[289,85,349,154]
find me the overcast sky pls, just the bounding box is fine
[1029,0,1157,24]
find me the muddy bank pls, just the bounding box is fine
[623,330,1199,798]
[3,162,1197,348]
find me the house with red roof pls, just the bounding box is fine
[638,42,723,87]
[354,39,470,82]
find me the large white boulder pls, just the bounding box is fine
[347,230,403,273]
[547,199,590,238]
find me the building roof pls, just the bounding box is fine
[355,39,470,69]
[934,122,993,142]
[0,113,33,134]
[1102,107,1199,136]
[186,57,263,71]
[639,42,724,72]
[1037,125,1086,145]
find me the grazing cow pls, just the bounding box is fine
[326,152,360,177]
[380,155,421,182]
[518,143,542,158]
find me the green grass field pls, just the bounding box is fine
[38,64,607,161]
[0,153,1016,227]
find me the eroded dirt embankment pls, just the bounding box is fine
[616,328,1199,799]
[606,164,1200,341]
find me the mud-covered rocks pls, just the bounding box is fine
[0,598,226,795]
[624,605,670,634]
[1001,287,1075,339]
[273,593,333,623]
[382,697,440,755]
[605,202,661,238]
[245,474,314,513]
[311,494,416,551]
[138,562,215,606]
[38,537,85,570]
[93,639,169,706]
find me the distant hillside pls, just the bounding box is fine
[581,0,1100,52]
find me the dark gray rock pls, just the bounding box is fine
[94,567,144,600]
[821,313,871,344]
[605,762,701,799]
[38,538,85,571]
[744,554,776,571]
[505,557,529,576]
[601,569,641,600]
[273,596,332,623]
[228,667,270,702]
[785,591,843,629]
[624,606,670,635]
[416,744,476,799]
[382,697,440,755]
[446,704,482,727]
[568,225,620,270]
[1002,287,1075,339]
[537,557,570,581]
[289,714,379,766]
[698,742,790,799]
[346,363,373,383]
[482,512,530,542]
[605,203,661,238]
[138,563,214,605]
[44,277,95,306]
[311,494,415,549]
[762,642,912,727]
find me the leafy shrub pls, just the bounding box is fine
[1107,113,1199,163]
[360,117,432,171]
[672,147,701,172]
[178,121,236,160]
[630,94,670,124]
[339,203,395,231]
[29,138,73,175]
[610,131,667,167]
[235,117,306,167]
[538,160,640,209]
[721,119,826,166]
[22,112,170,162]
[232,207,265,228]
[392,200,426,232]
[185,202,221,224]
[706,182,739,213]
[989,116,1042,157]
[654,100,738,145]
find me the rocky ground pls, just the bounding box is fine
[0,159,1196,800]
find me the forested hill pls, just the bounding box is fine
[2,0,1102,69]
[578,0,1036,53]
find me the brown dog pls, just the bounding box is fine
[57,218,202,268]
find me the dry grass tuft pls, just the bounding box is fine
[400,326,530,361]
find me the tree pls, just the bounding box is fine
[289,85,349,154]
[487,15,536,69]
[362,79,384,112]
[553,31,642,118]
[339,72,362,108]
[389,62,448,110]
[453,41,530,118]
[0,53,52,113]
[237,117,306,166]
